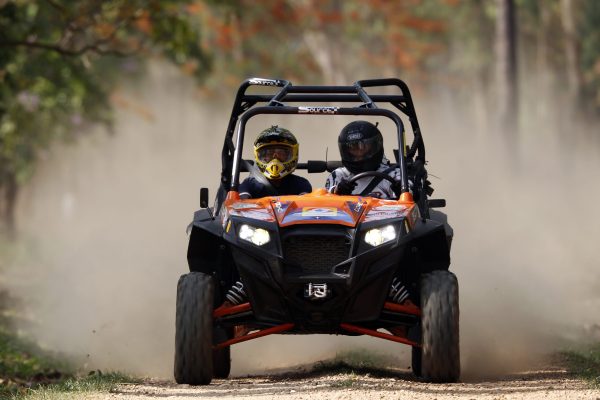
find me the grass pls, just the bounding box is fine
[19,371,137,399]
[561,343,600,387]
[310,349,403,378]
[0,330,137,399]
[0,324,73,398]
[0,294,136,399]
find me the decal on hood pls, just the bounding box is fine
[363,204,409,222]
[280,206,354,225]
[301,207,337,217]
[228,206,275,222]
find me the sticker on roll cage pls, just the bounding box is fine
[298,106,339,114]
[248,78,282,86]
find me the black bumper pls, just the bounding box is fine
[230,240,407,332]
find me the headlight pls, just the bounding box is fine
[364,225,397,247]
[238,224,270,246]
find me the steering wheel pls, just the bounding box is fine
[348,171,398,186]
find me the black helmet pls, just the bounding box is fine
[338,121,383,174]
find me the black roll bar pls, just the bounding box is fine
[214,77,425,213]
[231,106,409,194]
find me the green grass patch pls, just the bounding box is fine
[0,325,137,399]
[310,349,402,377]
[561,342,600,387]
[0,325,72,398]
[20,371,137,399]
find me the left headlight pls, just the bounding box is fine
[238,224,270,246]
[364,225,397,247]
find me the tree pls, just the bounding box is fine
[560,0,583,113]
[494,0,518,135]
[199,0,450,89]
[0,0,210,235]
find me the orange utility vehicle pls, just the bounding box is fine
[175,78,459,384]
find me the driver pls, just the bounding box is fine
[325,120,400,198]
[239,126,312,199]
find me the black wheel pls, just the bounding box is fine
[420,270,460,382]
[174,272,214,385]
[212,327,231,379]
[411,346,422,377]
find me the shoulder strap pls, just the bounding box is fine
[359,165,397,196]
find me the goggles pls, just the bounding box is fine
[256,144,294,163]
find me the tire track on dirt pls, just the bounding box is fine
[86,365,600,400]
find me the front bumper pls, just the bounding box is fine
[228,231,408,332]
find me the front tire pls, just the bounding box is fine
[212,327,231,379]
[420,270,460,382]
[174,272,214,385]
[411,346,422,377]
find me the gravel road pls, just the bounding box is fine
[84,365,600,400]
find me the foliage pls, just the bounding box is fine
[0,321,136,398]
[17,371,137,399]
[562,343,600,387]
[198,0,600,117]
[580,0,600,112]
[0,325,73,397]
[198,0,452,89]
[0,0,210,231]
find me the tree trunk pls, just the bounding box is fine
[495,0,518,136]
[560,0,583,114]
[0,173,18,239]
[302,0,348,85]
[536,2,552,125]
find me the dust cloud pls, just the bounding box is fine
[4,62,600,380]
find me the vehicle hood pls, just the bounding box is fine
[225,188,413,228]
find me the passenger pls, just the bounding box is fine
[239,126,312,199]
[325,120,400,199]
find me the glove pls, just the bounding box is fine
[391,179,403,197]
[334,178,357,195]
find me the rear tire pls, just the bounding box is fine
[174,272,214,385]
[420,270,460,382]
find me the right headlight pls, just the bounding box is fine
[364,225,397,247]
[238,224,270,246]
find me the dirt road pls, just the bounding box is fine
[85,366,600,400]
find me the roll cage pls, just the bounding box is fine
[216,78,427,212]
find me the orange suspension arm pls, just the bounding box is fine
[340,323,420,347]
[214,323,295,349]
[213,302,252,318]
[383,301,421,316]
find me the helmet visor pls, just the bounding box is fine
[257,144,294,163]
[340,136,382,162]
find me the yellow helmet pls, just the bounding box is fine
[253,126,299,180]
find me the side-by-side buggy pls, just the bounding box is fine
[175,78,459,384]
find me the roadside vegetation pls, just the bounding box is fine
[0,287,135,398]
[14,372,136,400]
[0,323,70,397]
[562,343,600,387]
[0,324,136,398]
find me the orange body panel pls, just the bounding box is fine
[223,188,416,228]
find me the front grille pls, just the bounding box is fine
[283,235,350,274]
